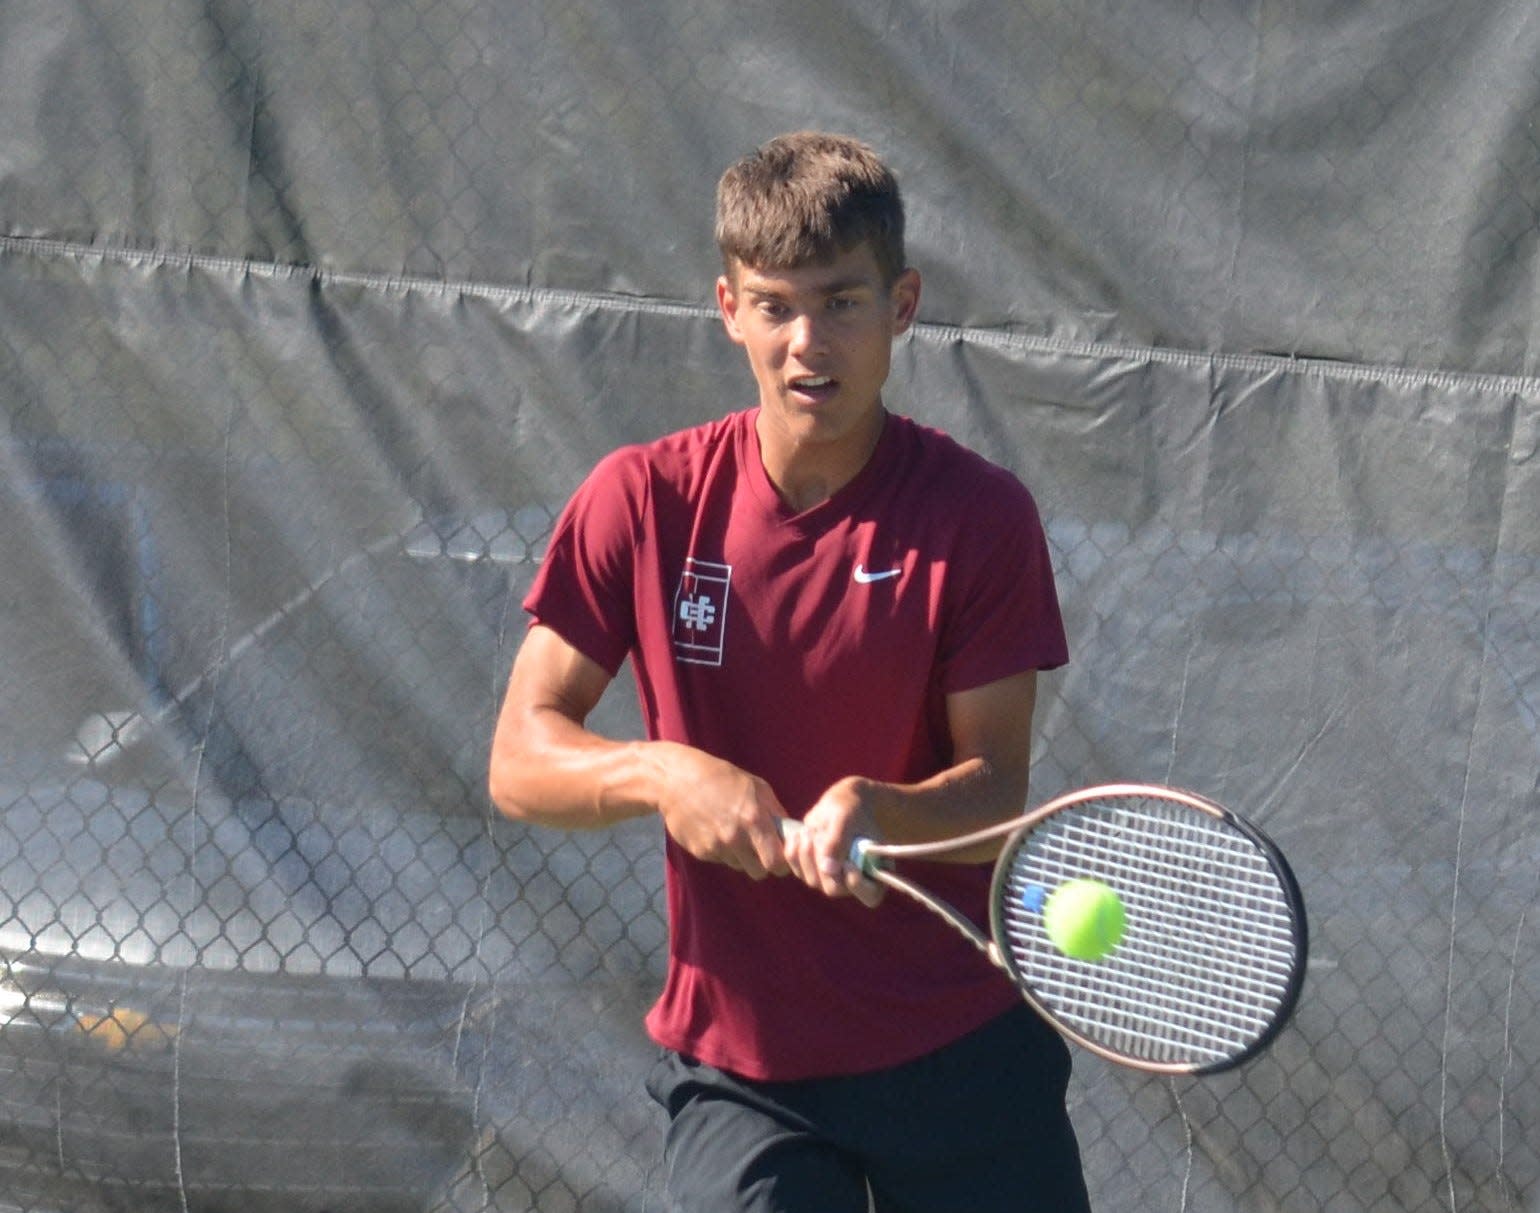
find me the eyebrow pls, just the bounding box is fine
[816,277,876,295]
[744,275,876,299]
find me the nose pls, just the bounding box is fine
[787,312,826,357]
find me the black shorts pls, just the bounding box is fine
[645,1003,1091,1213]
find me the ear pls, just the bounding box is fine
[889,267,921,335]
[716,274,747,345]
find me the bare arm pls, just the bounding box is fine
[781,669,1040,903]
[488,624,790,878]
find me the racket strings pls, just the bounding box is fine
[1052,817,1295,971]
[999,796,1301,1070]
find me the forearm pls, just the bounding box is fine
[491,703,792,878]
[488,706,672,829]
[795,671,1041,880]
[491,627,790,877]
[785,754,1027,901]
[488,624,676,829]
[855,754,1030,861]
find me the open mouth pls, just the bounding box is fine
[788,375,837,402]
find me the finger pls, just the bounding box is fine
[837,842,884,905]
[785,832,840,894]
[800,845,840,893]
[778,819,866,897]
[776,818,819,884]
[829,842,864,894]
[751,821,791,878]
[710,824,765,880]
[769,817,807,881]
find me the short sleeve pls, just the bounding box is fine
[521,447,648,676]
[936,475,1067,694]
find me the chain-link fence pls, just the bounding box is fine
[3,2,1539,1210]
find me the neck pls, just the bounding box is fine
[756,408,886,512]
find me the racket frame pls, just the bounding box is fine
[826,783,1309,1075]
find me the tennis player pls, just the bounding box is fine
[489,131,1089,1213]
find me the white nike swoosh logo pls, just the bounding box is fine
[853,564,902,584]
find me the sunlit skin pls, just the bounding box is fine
[491,239,1038,907]
[716,245,921,513]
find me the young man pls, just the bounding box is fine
[489,132,1089,1212]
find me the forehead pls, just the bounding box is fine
[732,244,887,295]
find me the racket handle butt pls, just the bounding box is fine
[849,836,881,875]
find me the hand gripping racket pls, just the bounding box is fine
[785,783,1307,1074]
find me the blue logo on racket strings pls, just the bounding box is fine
[1020,884,1048,913]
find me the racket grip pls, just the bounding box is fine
[775,818,881,875]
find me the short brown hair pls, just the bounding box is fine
[715,132,907,285]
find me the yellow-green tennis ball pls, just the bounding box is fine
[1043,878,1126,960]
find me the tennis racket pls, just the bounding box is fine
[782,783,1306,1075]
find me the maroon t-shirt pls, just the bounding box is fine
[525,408,1067,1079]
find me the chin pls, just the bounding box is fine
[784,410,853,446]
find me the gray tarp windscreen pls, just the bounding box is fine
[2,2,1538,1211]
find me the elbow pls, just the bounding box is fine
[487,750,536,823]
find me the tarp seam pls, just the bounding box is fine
[5,233,1539,399]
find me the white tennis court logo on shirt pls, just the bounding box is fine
[672,558,732,666]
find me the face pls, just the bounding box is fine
[716,244,921,480]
